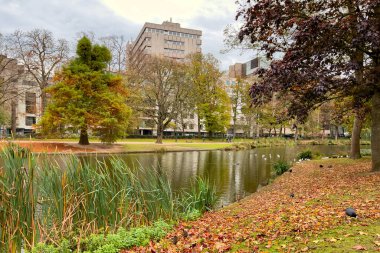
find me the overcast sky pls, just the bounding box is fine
[0,0,255,70]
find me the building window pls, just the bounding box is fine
[189,113,194,119]
[165,40,184,46]
[164,48,185,54]
[189,124,194,130]
[25,92,36,114]
[25,116,36,126]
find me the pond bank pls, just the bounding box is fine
[0,138,366,154]
[125,158,380,252]
[0,140,252,154]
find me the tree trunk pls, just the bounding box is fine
[372,91,380,171]
[41,90,48,115]
[79,128,90,145]
[156,122,163,144]
[197,112,201,138]
[350,113,362,159]
[11,99,17,137]
[335,125,338,142]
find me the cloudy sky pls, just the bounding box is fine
[0,0,255,70]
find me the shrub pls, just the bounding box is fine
[180,177,218,213]
[273,161,291,175]
[297,150,313,160]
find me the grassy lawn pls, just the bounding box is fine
[301,221,380,252]
[123,142,234,152]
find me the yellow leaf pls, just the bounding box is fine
[358,231,368,235]
[329,238,337,242]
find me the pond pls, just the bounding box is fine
[78,145,350,207]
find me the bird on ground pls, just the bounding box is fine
[289,169,293,173]
[182,229,188,238]
[290,193,295,198]
[319,164,324,168]
[345,208,357,218]
[171,235,178,245]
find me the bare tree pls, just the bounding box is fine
[100,35,127,73]
[128,56,191,144]
[7,29,69,114]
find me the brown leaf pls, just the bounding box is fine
[352,245,367,251]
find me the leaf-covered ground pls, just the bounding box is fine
[123,158,380,252]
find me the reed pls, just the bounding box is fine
[0,144,216,252]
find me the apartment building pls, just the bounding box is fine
[223,57,271,137]
[130,20,202,60]
[130,20,206,137]
[0,55,41,136]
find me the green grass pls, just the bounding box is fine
[123,142,234,152]
[299,221,380,252]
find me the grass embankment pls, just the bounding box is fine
[0,139,243,153]
[128,158,380,252]
[1,137,369,154]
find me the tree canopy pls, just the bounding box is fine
[39,36,131,145]
[187,53,231,136]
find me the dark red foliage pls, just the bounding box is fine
[237,0,380,121]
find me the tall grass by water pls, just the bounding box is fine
[0,144,217,252]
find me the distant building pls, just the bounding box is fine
[0,55,41,136]
[228,57,270,78]
[223,57,271,137]
[129,20,202,61]
[129,20,205,137]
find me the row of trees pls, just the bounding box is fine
[1,29,232,144]
[125,48,231,143]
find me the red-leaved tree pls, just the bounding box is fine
[237,0,380,171]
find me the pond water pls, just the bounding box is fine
[74,145,351,207]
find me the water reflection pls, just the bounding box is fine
[73,145,350,206]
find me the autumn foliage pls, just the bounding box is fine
[38,36,131,144]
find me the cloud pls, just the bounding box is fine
[0,0,254,70]
[0,0,140,41]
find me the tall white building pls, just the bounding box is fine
[130,20,202,60]
[129,20,206,137]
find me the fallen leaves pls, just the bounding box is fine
[352,245,367,250]
[123,160,380,252]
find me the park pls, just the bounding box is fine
[0,0,379,252]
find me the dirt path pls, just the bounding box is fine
[125,159,380,252]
